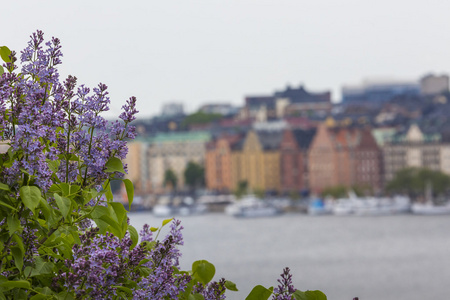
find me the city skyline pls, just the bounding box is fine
[3,0,450,117]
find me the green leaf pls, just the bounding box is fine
[0,280,30,290]
[69,184,80,195]
[225,280,239,291]
[30,257,54,277]
[58,183,70,196]
[123,179,134,209]
[293,290,308,300]
[304,290,327,300]
[39,197,57,227]
[98,214,122,237]
[245,285,273,300]
[162,218,173,227]
[113,286,133,296]
[12,234,24,254]
[46,159,61,173]
[110,202,127,225]
[54,193,71,219]
[150,227,159,232]
[0,46,11,63]
[0,182,9,191]
[128,225,139,249]
[7,215,21,234]
[11,246,23,270]
[57,291,75,300]
[91,205,109,219]
[20,186,41,212]
[0,66,4,76]
[105,157,125,173]
[103,181,113,201]
[0,198,16,211]
[192,260,215,285]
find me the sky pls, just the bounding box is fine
[2,0,450,118]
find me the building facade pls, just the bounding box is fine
[147,131,211,193]
[231,130,282,192]
[205,135,242,191]
[382,124,450,183]
[279,128,317,193]
[309,124,382,193]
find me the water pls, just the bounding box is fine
[129,212,450,300]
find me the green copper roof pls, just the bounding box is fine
[147,131,211,143]
[371,128,397,146]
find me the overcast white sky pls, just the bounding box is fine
[2,0,450,118]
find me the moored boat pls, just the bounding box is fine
[225,195,282,218]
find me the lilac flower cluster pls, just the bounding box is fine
[272,267,297,300]
[193,278,227,300]
[133,219,190,299]
[0,30,138,191]
[54,220,190,299]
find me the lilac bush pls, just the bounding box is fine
[0,31,327,299]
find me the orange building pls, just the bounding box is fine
[205,135,242,191]
[308,123,382,194]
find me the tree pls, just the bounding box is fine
[182,111,223,128]
[321,185,348,198]
[183,161,204,194]
[233,180,248,199]
[386,167,450,202]
[163,168,178,191]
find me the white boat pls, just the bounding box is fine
[225,196,282,218]
[332,198,355,216]
[152,204,174,217]
[411,202,450,215]
[331,194,411,216]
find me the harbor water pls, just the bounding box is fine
[129,212,450,300]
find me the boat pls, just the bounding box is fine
[331,193,411,216]
[308,198,333,215]
[332,198,355,216]
[411,181,450,215]
[225,196,282,218]
[152,204,174,217]
[411,202,450,215]
[152,196,208,217]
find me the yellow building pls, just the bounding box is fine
[123,140,149,195]
[231,130,282,192]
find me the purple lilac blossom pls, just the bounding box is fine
[0,30,138,192]
[193,278,227,300]
[272,267,297,300]
[55,220,190,299]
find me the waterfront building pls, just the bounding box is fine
[124,140,150,195]
[146,131,211,192]
[280,128,317,193]
[205,135,243,192]
[231,130,283,192]
[382,124,450,183]
[308,123,382,193]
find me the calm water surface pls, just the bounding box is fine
[129,212,450,300]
